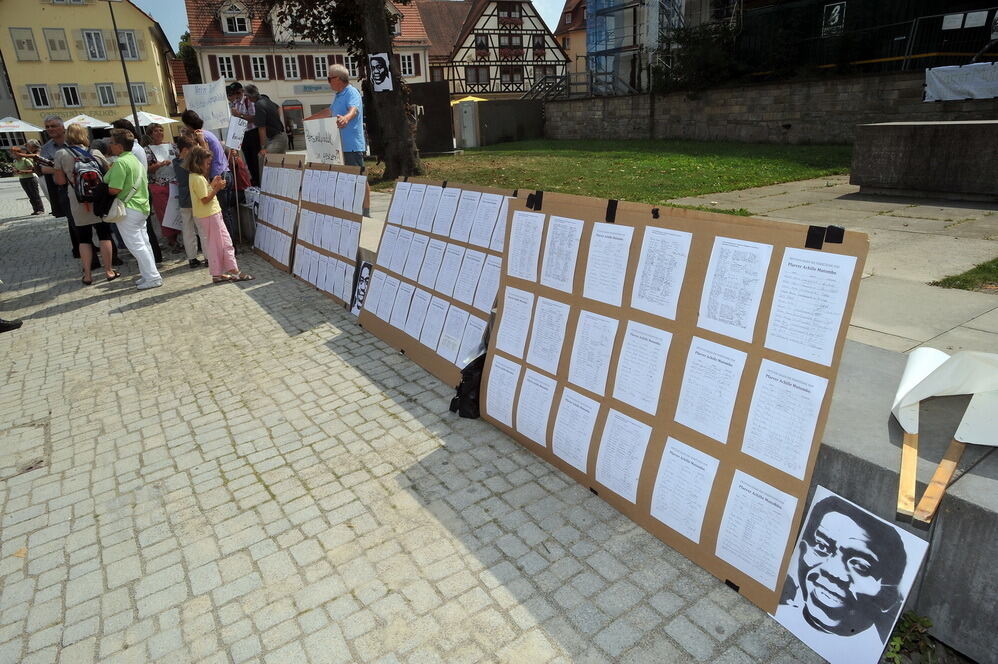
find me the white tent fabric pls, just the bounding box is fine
[0,116,43,133]
[66,114,113,129]
[925,62,998,101]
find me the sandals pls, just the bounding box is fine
[106,271,121,282]
[81,276,93,286]
[212,275,234,284]
[231,273,255,282]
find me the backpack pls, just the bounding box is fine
[67,146,105,204]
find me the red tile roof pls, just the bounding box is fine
[553,0,585,36]
[186,0,277,47]
[392,2,430,46]
[170,59,191,94]
[415,0,473,61]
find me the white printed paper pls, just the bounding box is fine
[417,239,446,289]
[540,215,583,293]
[595,409,652,503]
[631,227,692,320]
[742,360,828,479]
[489,196,511,252]
[583,224,633,307]
[525,297,571,375]
[416,185,442,232]
[552,388,600,473]
[650,438,719,543]
[515,369,557,446]
[765,248,856,366]
[401,183,426,228]
[376,225,400,268]
[699,237,773,343]
[495,287,534,358]
[419,297,449,349]
[403,288,432,339]
[389,229,414,275]
[674,337,747,444]
[434,244,466,297]
[716,471,797,590]
[389,281,416,330]
[449,190,481,243]
[402,233,430,281]
[452,249,487,305]
[486,355,521,428]
[568,310,619,397]
[473,255,503,313]
[432,187,461,237]
[386,181,411,225]
[437,306,470,363]
[468,193,503,247]
[507,211,545,282]
[376,276,401,320]
[612,321,672,415]
[456,315,488,368]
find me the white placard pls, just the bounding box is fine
[182,79,230,129]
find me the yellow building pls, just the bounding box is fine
[0,0,178,136]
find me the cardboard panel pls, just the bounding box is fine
[254,155,306,270]
[479,191,868,613]
[358,178,521,387]
[291,203,364,307]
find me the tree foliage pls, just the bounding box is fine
[178,31,203,84]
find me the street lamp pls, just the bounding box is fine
[102,0,142,133]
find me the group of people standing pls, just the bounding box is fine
[11,113,253,294]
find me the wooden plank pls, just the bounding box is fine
[913,439,967,524]
[897,431,919,519]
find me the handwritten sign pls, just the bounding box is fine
[225,116,248,149]
[182,79,230,130]
[304,117,344,165]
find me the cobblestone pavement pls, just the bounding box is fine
[0,179,822,664]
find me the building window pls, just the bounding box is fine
[251,55,268,80]
[497,2,521,18]
[10,28,40,61]
[117,30,139,60]
[225,16,248,33]
[130,82,148,105]
[431,68,444,82]
[61,84,81,107]
[392,17,402,36]
[466,65,489,86]
[83,30,107,61]
[400,54,414,77]
[0,132,27,149]
[563,36,570,50]
[474,34,488,50]
[43,28,71,61]
[345,55,358,78]
[534,65,558,81]
[313,55,328,79]
[28,85,51,109]
[500,65,523,86]
[283,55,299,79]
[217,55,235,79]
[96,83,116,106]
[565,13,571,24]
[498,34,521,48]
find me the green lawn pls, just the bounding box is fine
[931,257,998,292]
[368,139,853,207]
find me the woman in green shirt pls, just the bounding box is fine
[14,141,44,215]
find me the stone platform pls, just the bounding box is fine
[850,120,998,200]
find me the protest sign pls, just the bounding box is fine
[161,183,184,231]
[225,117,248,150]
[304,118,344,165]
[182,79,230,130]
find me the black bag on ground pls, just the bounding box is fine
[450,354,486,419]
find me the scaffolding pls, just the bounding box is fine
[586,0,685,93]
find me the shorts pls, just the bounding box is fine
[344,151,365,168]
[75,221,113,245]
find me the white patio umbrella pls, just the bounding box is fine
[66,114,112,129]
[0,116,43,133]
[130,111,178,126]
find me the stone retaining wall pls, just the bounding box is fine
[545,72,998,144]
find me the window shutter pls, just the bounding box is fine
[267,55,277,80]
[242,55,251,78]
[234,55,244,79]
[209,55,219,80]
[333,54,344,65]
[298,55,307,79]
[393,53,401,74]
[72,29,87,60]
[137,36,147,60]
[304,56,315,80]
[413,54,421,76]
[358,57,367,78]
[104,31,118,57]
[276,57,286,80]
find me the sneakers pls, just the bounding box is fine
[0,318,23,333]
[136,278,163,290]
[189,258,202,269]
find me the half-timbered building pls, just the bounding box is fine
[416,0,568,99]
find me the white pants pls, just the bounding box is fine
[118,208,161,283]
[181,208,202,260]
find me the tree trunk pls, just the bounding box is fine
[359,0,423,179]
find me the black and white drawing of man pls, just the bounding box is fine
[774,490,924,664]
[369,54,392,92]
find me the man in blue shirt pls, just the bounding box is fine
[328,64,370,216]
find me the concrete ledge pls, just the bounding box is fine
[850,121,998,199]
[818,341,997,663]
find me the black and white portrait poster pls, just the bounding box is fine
[774,486,928,664]
[351,261,373,316]
[369,53,393,92]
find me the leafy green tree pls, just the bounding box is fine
[178,31,203,84]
